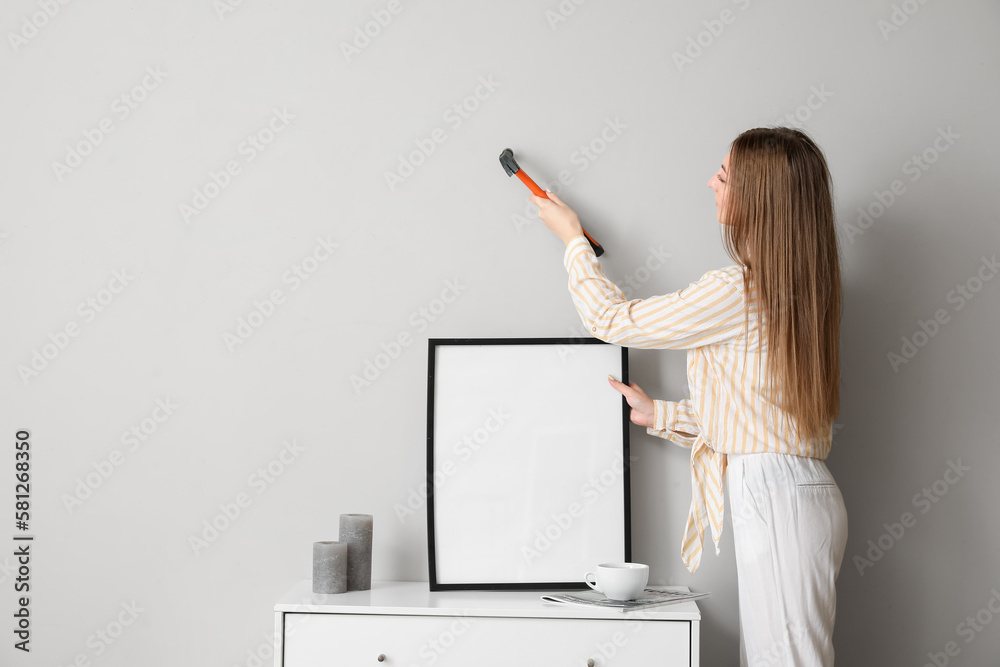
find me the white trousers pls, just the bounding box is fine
[727,452,849,667]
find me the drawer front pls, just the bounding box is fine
[282,612,691,667]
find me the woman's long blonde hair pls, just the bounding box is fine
[721,127,841,443]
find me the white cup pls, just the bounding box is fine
[584,562,649,601]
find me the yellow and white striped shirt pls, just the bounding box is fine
[563,236,833,573]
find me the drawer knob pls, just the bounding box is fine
[587,660,595,667]
[377,654,386,662]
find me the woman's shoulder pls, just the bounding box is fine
[700,264,746,291]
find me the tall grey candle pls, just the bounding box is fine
[339,513,373,591]
[312,541,348,594]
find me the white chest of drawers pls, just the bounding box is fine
[274,580,700,667]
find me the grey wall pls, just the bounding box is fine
[1,0,998,665]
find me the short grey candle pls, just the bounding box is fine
[312,541,348,594]
[339,513,373,591]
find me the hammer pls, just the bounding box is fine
[499,148,604,256]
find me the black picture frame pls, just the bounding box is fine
[426,337,631,591]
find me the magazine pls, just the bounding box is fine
[540,586,710,612]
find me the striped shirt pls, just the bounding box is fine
[563,236,833,573]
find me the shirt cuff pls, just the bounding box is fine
[653,399,668,431]
[646,400,701,447]
[646,400,667,438]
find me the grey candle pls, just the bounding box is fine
[339,513,373,591]
[312,541,348,594]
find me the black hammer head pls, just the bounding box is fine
[499,148,520,177]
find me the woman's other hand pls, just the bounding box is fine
[607,376,655,428]
[529,190,585,245]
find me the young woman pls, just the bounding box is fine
[530,127,849,667]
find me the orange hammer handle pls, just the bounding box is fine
[517,171,604,257]
[515,170,547,198]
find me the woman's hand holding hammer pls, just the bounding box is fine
[529,190,585,246]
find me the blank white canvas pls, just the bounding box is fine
[430,341,627,585]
